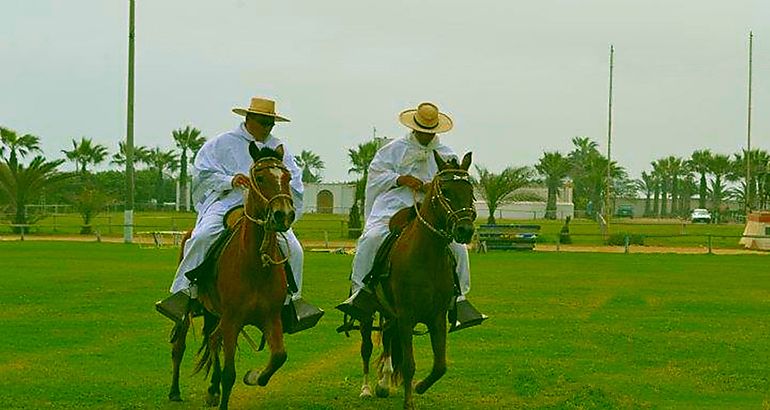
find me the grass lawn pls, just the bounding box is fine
[0,242,768,409]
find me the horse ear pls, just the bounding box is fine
[274,144,285,159]
[433,150,447,170]
[248,142,259,161]
[460,152,472,171]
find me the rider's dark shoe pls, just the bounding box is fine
[155,291,191,325]
[335,288,378,322]
[282,297,325,334]
[448,298,488,333]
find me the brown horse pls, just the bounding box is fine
[358,151,476,409]
[167,143,294,410]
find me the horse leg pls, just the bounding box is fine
[203,313,222,407]
[375,324,393,398]
[168,317,190,402]
[399,321,416,410]
[415,314,448,394]
[217,319,240,410]
[243,314,287,387]
[360,318,374,398]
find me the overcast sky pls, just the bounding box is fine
[1,1,768,182]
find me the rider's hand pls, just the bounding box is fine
[396,175,424,191]
[231,173,250,188]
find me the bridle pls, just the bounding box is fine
[414,169,477,242]
[241,156,294,266]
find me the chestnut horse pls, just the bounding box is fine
[167,144,294,410]
[359,151,476,409]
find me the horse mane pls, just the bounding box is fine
[253,146,283,161]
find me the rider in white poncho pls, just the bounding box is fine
[336,102,487,332]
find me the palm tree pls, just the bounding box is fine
[295,150,325,183]
[172,126,206,211]
[663,156,686,217]
[145,147,179,202]
[688,149,713,209]
[708,153,731,218]
[0,127,41,171]
[111,142,150,168]
[535,151,571,219]
[348,138,387,208]
[61,137,108,174]
[473,164,532,224]
[567,136,600,210]
[0,156,71,232]
[635,171,655,216]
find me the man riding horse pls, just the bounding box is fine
[336,101,487,331]
[155,96,322,332]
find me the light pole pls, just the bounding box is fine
[124,0,136,243]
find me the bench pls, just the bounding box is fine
[475,224,541,252]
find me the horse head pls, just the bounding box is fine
[430,150,477,244]
[245,142,295,232]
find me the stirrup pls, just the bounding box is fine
[335,288,378,322]
[155,291,191,325]
[282,297,325,334]
[448,299,488,333]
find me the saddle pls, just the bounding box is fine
[362,205,461,297]
[185,206,299,294]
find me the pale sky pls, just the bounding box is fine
[1,1,768,182]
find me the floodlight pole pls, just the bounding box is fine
[746,31,753,214]
[605,45,614,228]
[124,0,136,243]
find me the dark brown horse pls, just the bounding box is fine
[167,143,294,410]
[358,151,476,409]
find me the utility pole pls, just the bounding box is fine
[605,45,614,229]
[124,0,136,243]
[746,31,753,214]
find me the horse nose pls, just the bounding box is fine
[455,224,475,244]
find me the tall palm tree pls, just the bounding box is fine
[567,136,600,210]
[0,156,71,232]
[145,147,179,202]
[294,150,325,183]
[663,156,686,216]
[535,151,571,219]
[708,153,731,216]
[0,127,41,170]
[473,164,532,224]
[688,149,713,209]
[111,142,150,168]
[61,137,108,174]
[172,126,206,211]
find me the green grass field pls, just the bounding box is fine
[0,242,768,409]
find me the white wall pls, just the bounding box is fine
[303,182,357,214]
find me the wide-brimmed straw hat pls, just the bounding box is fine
[398,102,453,134]
[232,97,290,122]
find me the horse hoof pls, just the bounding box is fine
[168,393,182,402]
[360,385,372,398]
[205,393,220,407]
[375,384,389,398]
[415,381,427,394]
[243,370,259,386]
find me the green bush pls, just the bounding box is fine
[606,232,644,246]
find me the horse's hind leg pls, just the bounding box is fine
[398,320,416,410]
[243,313,287,387]
[415,314,448,394]
[375,323,394,398]
[203,313,222,407]
[169,317,190,402]
[360,319,374,398]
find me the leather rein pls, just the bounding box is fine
[241,158,293,267]
[413,169,477,242]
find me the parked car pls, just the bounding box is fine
[615,204,634,218]
[691,208,712,223]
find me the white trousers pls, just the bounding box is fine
[170,204,304,299]
[350,222,471,296]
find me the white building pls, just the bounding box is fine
[303,182,358,214]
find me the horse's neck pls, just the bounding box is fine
[410,189,450,249]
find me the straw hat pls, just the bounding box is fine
[232,97,290,122]
[398,102,453,134]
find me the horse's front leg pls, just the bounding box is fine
[243,312,287,387]
[399,320,416,410]
[415,312,448,394]
[217,318,240,410]
[360,318,374,398]
[168,316,190,402]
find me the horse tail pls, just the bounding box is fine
[193,314,221,377]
